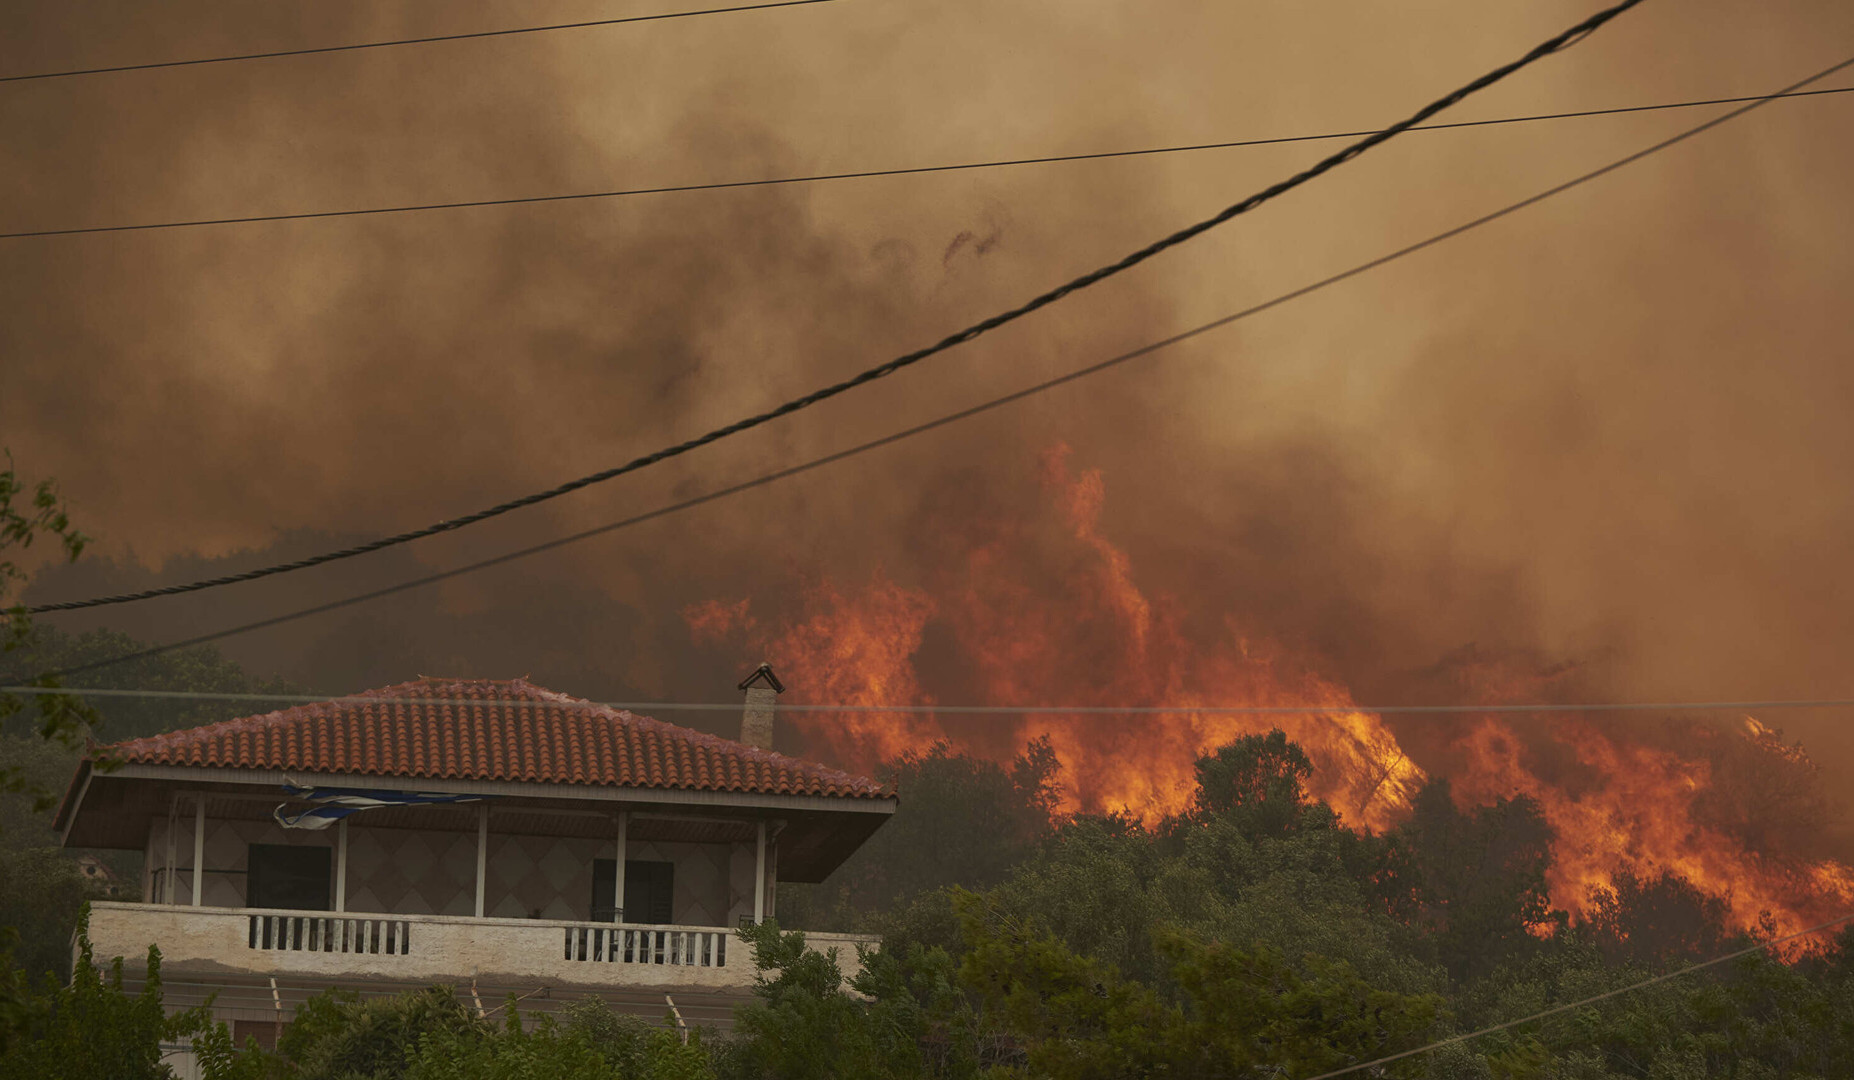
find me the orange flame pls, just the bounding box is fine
[689,446,1422,829]
[686,448,1854,936]
[1450,716,1854,933]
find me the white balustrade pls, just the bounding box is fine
[247,913,412,955]
[84,902,876,989]
[561,924,727,968]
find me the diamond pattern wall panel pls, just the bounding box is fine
[728,842,757,925]
[432,833,477,916]
[629,840,734,926]
[343,826,478,915]
[142,816,747,927]
[146,815,334,908]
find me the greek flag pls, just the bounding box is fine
[274,779,486,830]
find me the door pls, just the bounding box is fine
[591,859,674,923]
[247,844,332,911]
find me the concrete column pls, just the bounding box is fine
[753,819,767,925]
[474,802,489,918]
[164,794,179,905]
[191,795,205,907]
[335,819,349,913]
[613,811,628,923]
[767,837,778,918]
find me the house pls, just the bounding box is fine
[53,667,893,1058]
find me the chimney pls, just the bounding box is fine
[737,663,784,750]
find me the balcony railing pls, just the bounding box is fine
[85,902,875,990]
[240,910,726,969]
[562,925,727,968]
[248,913,411,955]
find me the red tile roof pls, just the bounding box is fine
[100,677,888,800]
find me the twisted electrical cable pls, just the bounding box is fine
[15,45,1848,686]
[22,0,1646,616]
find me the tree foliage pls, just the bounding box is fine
[0,847,104,985]
[0,913,208,1080]
[781,738,1061,931]
[957,891,1446,1079]
[724,919,965,1080]
[0,454,96,810]
[0,623,304,991]
[1390,779,1559,982]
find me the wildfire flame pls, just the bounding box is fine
[1450,716,1854,935]
[686,447,1854,936]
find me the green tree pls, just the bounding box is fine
[1182,729,1315,839]
[0,454,95,811]
[192,1017,294,1080]
[725,919,969,1080]
[193,994,714,1080]
[1393,780,1559,982]
[1581,870,1732,968]
[559,998,714,1080]
[401,1003,713,1080]
[0,913,209,1079]
[10,625,301,745]
[0,625,303,981]
[0,848,103,984]
[958,733,1436,995]
[955,896,1182,1079]
[1161,929,1444,1079]
[277,986,486,1080]
[1170,734,1439,996]
[782,739,1061,931]
[1178,808,1442,997]
[954,892,1447,1079]
[0,624,301,992]
[972,812,1212,985]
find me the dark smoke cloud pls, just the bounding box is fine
[6,1,1854,818]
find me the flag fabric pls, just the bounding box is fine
[274,779,487,830]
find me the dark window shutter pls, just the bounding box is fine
[591,859,618,921]
[247,844,332,911]
[591,859,675,924]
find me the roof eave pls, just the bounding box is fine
[94,762,898,815]
[51,757,94,838]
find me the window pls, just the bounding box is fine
[247,844,331,911]
[591,859,674,924]
[232,1020,281,1052]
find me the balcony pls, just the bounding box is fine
[85,901,878,991]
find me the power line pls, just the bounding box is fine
[16,47,1848,687]
[3,84,1847,242]
[1302,911,1854,1080]
[5,684,1854,716]
[0,0,845,85]
[17,0,1646,617]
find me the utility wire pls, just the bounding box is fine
[19,0,1647,616]
[4,684,1854,717]
[5,84,1848,242]
[0,0,843,85]
[15,46,1848,688]
[1300,911,1854,1080]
